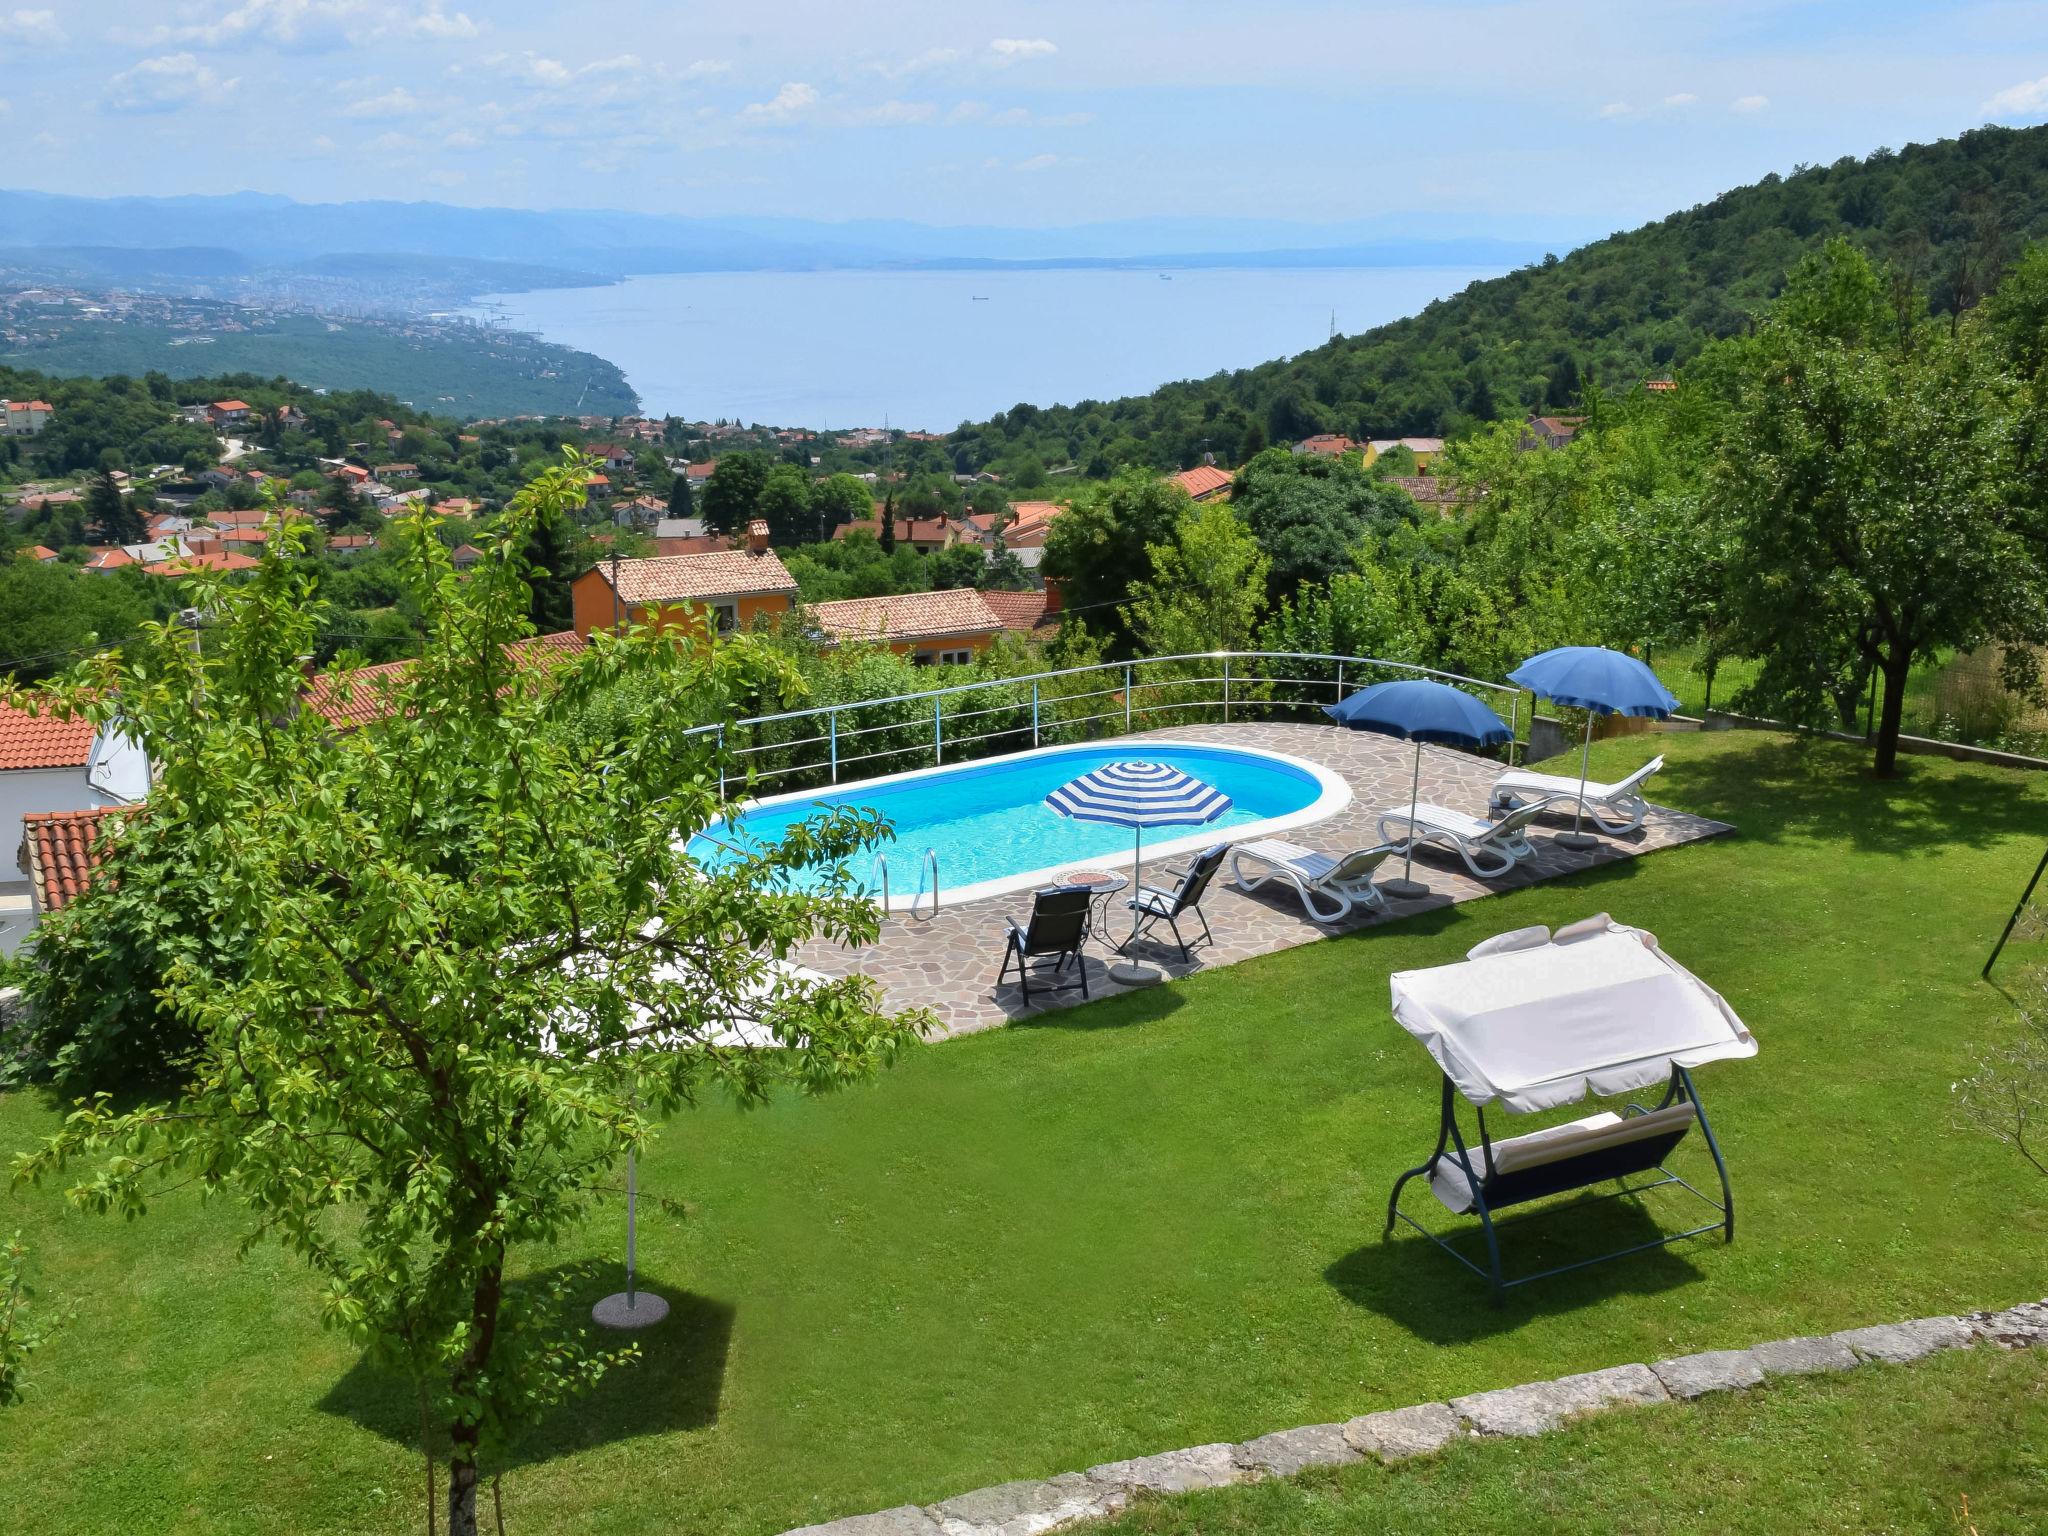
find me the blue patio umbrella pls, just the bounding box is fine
[1508,646,1680,849]
[1325,678,1513,898]
[1048,760,1233,982]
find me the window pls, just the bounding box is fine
[933,648,973,667]
[711,602,738,634]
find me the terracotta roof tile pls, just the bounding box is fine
[20,807,122,914]
[978,589,1056,634]
[594,550,798,604]
[811,589,1006,645]
[1168,465,1235,499]
[303,630,587,731]
[0,701,97,771]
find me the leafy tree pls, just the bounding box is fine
[84,470,142,546]
[699,452,769,535]
[0,1233,65,1409]
[0,561,157,683]
[756,462,816,545]
[1257,563,1421,686]
[319,472,367,532]
[878,490,898,554]
[517,501,584,634]
[1040,471,1189,655]
[814,473,876,532]
[9,460,924,1534]
[1123,502,1270,656]
[1703,240,2048,774]
[927,543,988,590]
[1231,449,1417,603]
[666,468,694,521]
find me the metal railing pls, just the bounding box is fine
[684,650,1524,802]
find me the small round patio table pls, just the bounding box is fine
[1057,867,1129,956]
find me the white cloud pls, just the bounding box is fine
[742,81,819,122]
[1730,94,1769,113]
[1985,75,2048,118]
[1014,152,1060,171]
[1598,101,1632,119]
[142,1,476,48]
[857,99,937,126]
[1664,92,1697,106]
[879,47,964,78]
[103,53,238,115]
[342,86,426,118]
[0,9,62,45]
[990,38,1057,65]
[985,105,1093,128]
[443,127,483,149]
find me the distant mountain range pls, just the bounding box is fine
[0,189,1578,293]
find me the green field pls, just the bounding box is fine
[1095,1344,2048,1536]
[1,730,2043,1534]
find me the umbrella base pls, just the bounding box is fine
[593,1291,669,1330]
[1109,961,1165,987]
[1380,878,1430,901]
[1553,831,1601,852]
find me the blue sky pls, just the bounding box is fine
[5,1,2048,235]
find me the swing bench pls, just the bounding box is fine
[1382,914,1756,1301]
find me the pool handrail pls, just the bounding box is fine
[679,650,1526,799]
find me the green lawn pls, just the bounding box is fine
[1096,1344,2048,1536]
[2,730,2045,1534]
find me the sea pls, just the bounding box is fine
[462,265,1502,431]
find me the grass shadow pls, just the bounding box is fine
[1326,1193,1708,1344]
[318,1262,733,1470]
[1658,735,2045,856]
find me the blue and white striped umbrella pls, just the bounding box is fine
[1046,759,1234,829]
[1046,760,1232,910]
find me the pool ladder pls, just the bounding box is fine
[871,848,941,922]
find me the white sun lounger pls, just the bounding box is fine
[1376,800,1548,879]
[1488,754,1664,834]
[1229,838,1401,923]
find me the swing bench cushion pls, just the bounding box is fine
[1390,915,1756,1114]
[1427,1101,1699,1214]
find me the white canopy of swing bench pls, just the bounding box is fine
[1389,914,1756,1114]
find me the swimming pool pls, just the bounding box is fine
[690,740,1351,909]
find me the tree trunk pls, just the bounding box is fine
[445,1255,505,1536]
[1873,652,1911,778]
[447,1448,480,1536]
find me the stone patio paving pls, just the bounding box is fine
[794,722,1732,1039]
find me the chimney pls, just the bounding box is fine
[745,519,770,556]
[1041,577,1064,616]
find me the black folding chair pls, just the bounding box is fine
[996,885,1094,1003]
[1122,844,1227,961]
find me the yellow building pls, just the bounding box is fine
[1362,436,1446,472]
[809,588,1009,666]
[571,543,799,640]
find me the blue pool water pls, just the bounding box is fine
[691,744,1332,898]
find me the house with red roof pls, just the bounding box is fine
[0,702,150,953]
[1293,434,1358,458]
[1520,415,1587,450]
[570,534,799,640]
[301,631,587,734]
[1168,465,1235,502]
[1,399,53,437]
[16,806,122,933]
[207,400,251,428]
[82,548,138,573]
[809,588,1008,666]
[21,545,61,563]
[143,549,263,577]
[832,510,959,554]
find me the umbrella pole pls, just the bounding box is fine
[1112,824,1164,986]
[594,1141,668,1329]
[1556,713,1599,851]
[1381,738,1430,901]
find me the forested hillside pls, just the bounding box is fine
[946,124,2048,473]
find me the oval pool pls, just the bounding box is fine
[690,740,1352,909]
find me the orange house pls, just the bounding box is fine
[571,545,799,640]
[809,588,1007,666]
